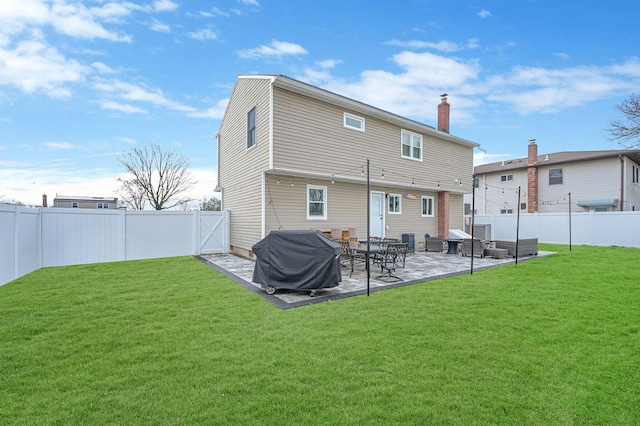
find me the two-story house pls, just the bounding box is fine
[50,195,119,209]
[217,75,479,257]
[469,139,640,215]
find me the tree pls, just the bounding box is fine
[117,178,147,210]
[200,196,221,211]
[607,93,640,149]
[117,143,198,210]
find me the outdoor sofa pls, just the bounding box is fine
[424,235,445,252]
[494,238,538,257]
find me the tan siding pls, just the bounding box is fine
[272,88,473,194]
[218,77,272,252]
[264,173,441,246]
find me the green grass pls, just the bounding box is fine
[1,244,639,425]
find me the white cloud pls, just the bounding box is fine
[154,0,179,13]
[43,141,80,150]
[0,39,88,98]
[478,9,492,19]
[91,61,118,74]
[150,19,172,33]
[385,39,461,52]
[238,0,260,6]
[237,40,308,59]
[188,28,218,41]
[99,100,148,115]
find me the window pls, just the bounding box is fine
[549,168,563,185]
[388,194,401,214]
[72,202,79,208]
[421,196,434,217]
[520,203,527,210]
[500,208,513,214]
[247,107,256,149]
[307,185,327,220]
[633,165,639,183]
[500,174,513,182]
[97,203,109,209]
[344,113,364,131]
[473,178,479,188]
[401,130,422,161]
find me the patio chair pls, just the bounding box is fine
[387,242,408,268]
[375,245,403,282]
[424,234,445,252]
[460,239,484,257]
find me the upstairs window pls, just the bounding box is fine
[344,113,365,131]
[549,168,563,185]
[501,174,513,182]
[247,107,256,149]
[72,202,79,208]
[388,194,401,214]
[401,130,422,161]
[97,203,109,209]
[307,185,327,220]
[633,165,639,183]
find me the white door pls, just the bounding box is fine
[370,191,385,238]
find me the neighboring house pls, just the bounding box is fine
[467,140,640,215]
[217,75,479,257]
[51,195,119,210]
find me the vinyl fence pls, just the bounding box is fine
[473,211,640,248]
[1,205,229,286]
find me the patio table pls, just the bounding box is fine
[446,239,462,254]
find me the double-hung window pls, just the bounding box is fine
[344,113,364,131]
[247,107,256,149]
[401,130,422,161]
[549,168,563,185]
[421,196,434,217]
[97,203,109,209]
[501,174,513,182]
[307,185,327,220]
[388,194,401,214]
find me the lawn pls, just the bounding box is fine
[1,244,638,425]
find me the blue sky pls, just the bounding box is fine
[1,0,639,206]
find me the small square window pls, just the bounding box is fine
[500,174,513,182]
[344,113,364,131]
[549,168,563,185]
[97,203,109,209]
[72,202,79,208]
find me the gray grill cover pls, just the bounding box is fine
[252,230,341,290]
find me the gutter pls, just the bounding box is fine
[620,155,625,211]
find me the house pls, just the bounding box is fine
[50,195,119,209]
[216,75,479,257]
[468,140,640,215]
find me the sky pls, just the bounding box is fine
[1,0,639,207]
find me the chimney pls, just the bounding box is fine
[527,140,538,213]
[527,139,537,165]
[437,93,450,133]
[42,194,48,208]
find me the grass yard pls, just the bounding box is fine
[1,244,638,425]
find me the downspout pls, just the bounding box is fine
[620,155,625,211]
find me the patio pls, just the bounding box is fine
[198,248,553,309]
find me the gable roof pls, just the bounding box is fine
[237,74,479,149]
[475,149,640,174]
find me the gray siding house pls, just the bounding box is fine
[469,140,640,214]
[217,75,479,257]
[51,195,119,210]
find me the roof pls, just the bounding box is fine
[54,195,118,201]
[475,149,640,174]
[237,74,479,149]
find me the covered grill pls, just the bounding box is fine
[252,230,341,296]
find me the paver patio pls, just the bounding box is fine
[198,249,553,309]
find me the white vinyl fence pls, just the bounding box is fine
[473,211,640,248]
[1,205,229,286]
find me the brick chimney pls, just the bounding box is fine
[437,93,450,133]
[42,193,48,207]
[527,139,538,213]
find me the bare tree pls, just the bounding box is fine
[200,196,221,211]
[117,143,198,210]
[607,93,640,149]
[117,178,147,210]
